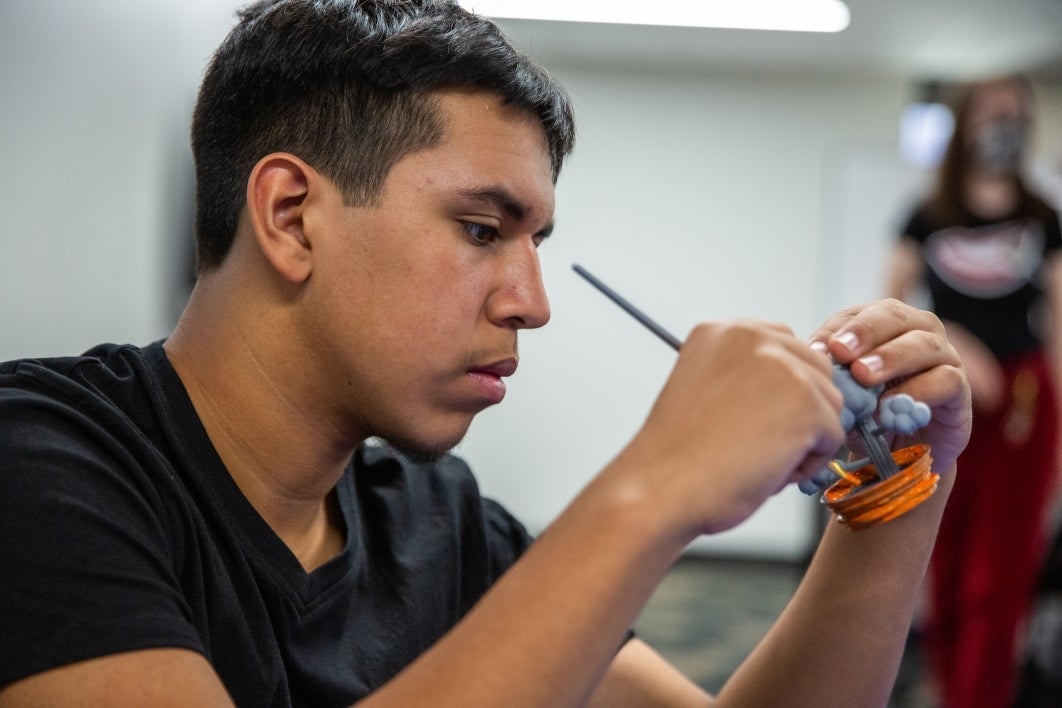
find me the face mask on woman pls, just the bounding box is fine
[972,119,1028,174]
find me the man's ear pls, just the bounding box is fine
[246,153,316,283]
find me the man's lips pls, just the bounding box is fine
[465,358,518,404]
[468,358,518,378]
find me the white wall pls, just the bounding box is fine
[0,1,230,360]
[458,66,916,559]
[4,4,1062,560]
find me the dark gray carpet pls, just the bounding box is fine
[633,556,936,706]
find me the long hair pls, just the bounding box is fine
[926,74,1054,225]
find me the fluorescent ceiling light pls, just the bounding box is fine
[460,0,851,33]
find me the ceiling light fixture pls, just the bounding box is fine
[459,0,851,33]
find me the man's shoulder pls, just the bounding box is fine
[352,441,533,594]
[2,340,173,406]
[0,341,172,468]
[0,342,155,400]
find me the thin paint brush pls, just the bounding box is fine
[571,264,683,351]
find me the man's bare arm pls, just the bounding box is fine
[0,648,234,708]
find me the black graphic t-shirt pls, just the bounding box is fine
[901,206,1062,357]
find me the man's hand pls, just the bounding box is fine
[610,319,846,539]
[810,299,972,475]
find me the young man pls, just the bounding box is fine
[0,1,970,706]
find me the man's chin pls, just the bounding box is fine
[375,430,467,464]
[395,444,453,464]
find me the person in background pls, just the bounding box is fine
[886,74,1062,708]
[0,1,970,705]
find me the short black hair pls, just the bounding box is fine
[191,0,575,271]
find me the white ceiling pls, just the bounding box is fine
[491,0,1062,81]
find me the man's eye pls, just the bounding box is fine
[463,221,501,246]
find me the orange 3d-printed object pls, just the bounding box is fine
[823,444,937,531]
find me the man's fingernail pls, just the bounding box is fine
[809,340,828,354]
[858,354,884,373]
[835,331,859,351]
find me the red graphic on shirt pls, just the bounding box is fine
[924,221,1043,298]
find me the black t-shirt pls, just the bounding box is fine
[900,205,1062,357]
[0,342,533,706]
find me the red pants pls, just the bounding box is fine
[926,350,1059,708]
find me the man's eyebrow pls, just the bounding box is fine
[458,186,554,238]
[459,186,528,220]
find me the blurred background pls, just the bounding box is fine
[3,0,1062,562]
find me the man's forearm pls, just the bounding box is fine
[714,465,954,707]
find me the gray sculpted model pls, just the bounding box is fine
[798,364,932,495]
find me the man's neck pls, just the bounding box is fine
[164,280,360,572]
